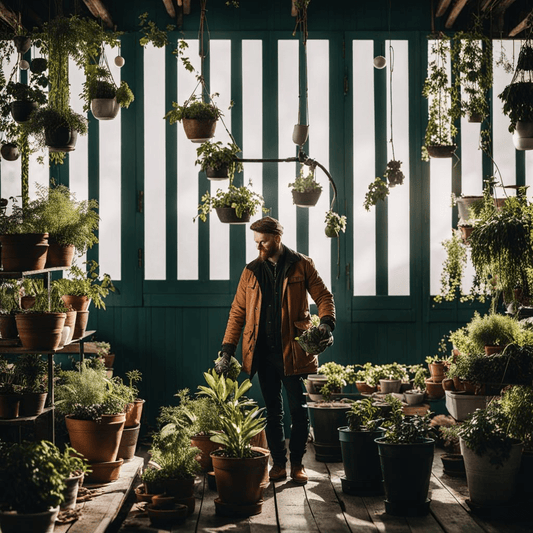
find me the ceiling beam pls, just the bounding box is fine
[82,0,113,28]
[508,9,533,37]
[445,0,469,28]
[0,1,19,30]
[177,0,191,15]
[162,0,176,18]
[435,0,452,17]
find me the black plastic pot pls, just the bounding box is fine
[376,437,435,516]
[339,426,384,495]
[292,189,322,207]
[215,207,251,224]
[45,125,78,152]
[0,143,19,161]
[426,144,457,159]
[10,101,38,124]
[307,403,350,462]
[206,164,229,180]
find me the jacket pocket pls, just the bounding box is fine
[288,275,305,284]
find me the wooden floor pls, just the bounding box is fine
[113,445,533,533]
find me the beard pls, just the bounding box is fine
[258,242,280,261]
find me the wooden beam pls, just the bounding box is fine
[508,9,532,37]
[162,0,176,18]
[445,0,469,28]
[435,0,452,17]
[183,0,191,15]
[0,1,19,30]
[82,0,113,28]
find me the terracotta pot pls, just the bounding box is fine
[0,233,49,272]
[151,494,175,509]
[20,296,36,310]
[206,165,229,180]
[0,507,59,533]
[61,295,91,312]
[63,310,77,344]
[146,503,188,528]
[86,458,123,483]
[250,429,268,449]
[16,312,66,351]
[163,476,195,499]
[72,310,89,340]
[453,376,465,391]
[484,345,504,356]
[135,485,155,503]
[355,381,377,394]
[117,423,141,461]
[428,362,445,382]
[215,207,251,224]
[425,378,444,399]
[0,393,21,419]
[61,472,84,510]
[125,398,145,427]
[459,225,473,243]
[292,190,322,207]
[10,100,38,124]
[65,413,125,463]
[462,380,477,394]
[441,378,455,391]
[174,495,195,516]
[211,447,270,507]
[19,392,48,417]
[182,118,217,142]
[426,144,457,158]
[0,314,18,339]
[45,242,75,268]
[103,353,115,368]
[191,434,223,472]
[45,125,78,152]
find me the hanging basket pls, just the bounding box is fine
[292,189,322,207]
[426,144,457,159]
[182,118,217,143]
[0,143,19,162]
[45,126,78,152]
[513,121,533,151]
[10,101,38,124]
[206,164,229,181]
[215,207,251,224]
[13,35,31,54]
[91,98,120,121]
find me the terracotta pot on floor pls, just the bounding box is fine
[191,434,223,472]
[125,399,145,427]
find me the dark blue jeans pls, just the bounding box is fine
[256,353,309,466]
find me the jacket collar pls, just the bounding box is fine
[247,245,301,275]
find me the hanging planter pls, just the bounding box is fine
[13,36,31,55]
[0,143,20,161]
[215,207,251,224]
[426,144,457,159]
[292,124,309,146]
[87,76,134,121]
[195,141,243,181]
[324,210,347,238]
[10,100,38,123]
[289,164,322,207]
[91,98,120,120]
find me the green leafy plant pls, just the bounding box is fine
[95,341,111,357]
[295,314,330,356]
[164,96,222,125]
[466,311,520,351]
[498,385,533,452]
[381,411,435,444]
[288,164,322,193]
[0,280,20,314]
[324,210,347,237]
[214,353,241,381]
[363,178,389,211]
[15,354,47,393]
[0,355,21,394]
[413,366,429,390]
[195,141,243,179]
[346,398,381,432]
[195,180,265,222]
[384,159,404,187]
[317,361,347,401]
[52,261,115,310]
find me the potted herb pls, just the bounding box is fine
[466,311,520,355]
[0,356,22,418]
[195,180,265,224]
[458,403,522,507]
[0,440,85,533]
[164,95,222,143]
[198,370,269,516]
[324,210,347,238]
[15,354,48,417]
[352,362,380,394]
[422,35,459,160]
[0,280,20,339]
[375,410,435,516]
[288,164,323,207]
[498,42,533,148]
[378,362,409,394]
[195,141,243,181]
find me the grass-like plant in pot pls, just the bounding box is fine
[195,141,243,181]
[15,354,48,417]
[0,440,88,532]
[289,164,323,207]
[197,370,269,514]
[457,402,523,507]
[375,410,436,516]
[422,34,459,160]
[195,179,265,224]
[465,311,520,355]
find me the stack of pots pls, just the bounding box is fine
[118,398,145,461]
[61,295,91,340]
[425,361,445,399]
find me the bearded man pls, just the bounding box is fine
[215,216,336,484]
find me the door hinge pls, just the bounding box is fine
[138,248,143,268]
[138,190,144,213]
[344,75,349,95]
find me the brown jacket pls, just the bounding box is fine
[222,247,336,376]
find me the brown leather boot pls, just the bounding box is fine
[269,464,287,481]
[290,464,308,484]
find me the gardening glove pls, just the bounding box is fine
[214,351,231,375]
[318,323,334,347]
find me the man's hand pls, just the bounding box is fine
[214,351,231,375]
[318,323,334,347]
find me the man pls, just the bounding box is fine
[215,216,335,484]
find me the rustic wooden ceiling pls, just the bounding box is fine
[0,0,531,36]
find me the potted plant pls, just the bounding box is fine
[378,362,409,393]
[198,370,270,516]
[85,70,134,121]
[95,341,115,368]
[55,360,127,468]
[338,397,396,495]
[0,440,83,533]
[288,164,323,207]
[425,336,450,382]
[458,402,523,508]
[375,410,436,516]
[0,280,20,339]
[363,177,389,211]
[466,311,520,355]
[195,179,265,224]
[324,210,347,238]
[353,362,381,394]
[164,95,222,142]
[498,42,533,149]
[0,356,22,419]
[384,159,404,187]
[195,141,243,181]
[422,35,459,160]
[32,182,99,267]
[15,354,48,417]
